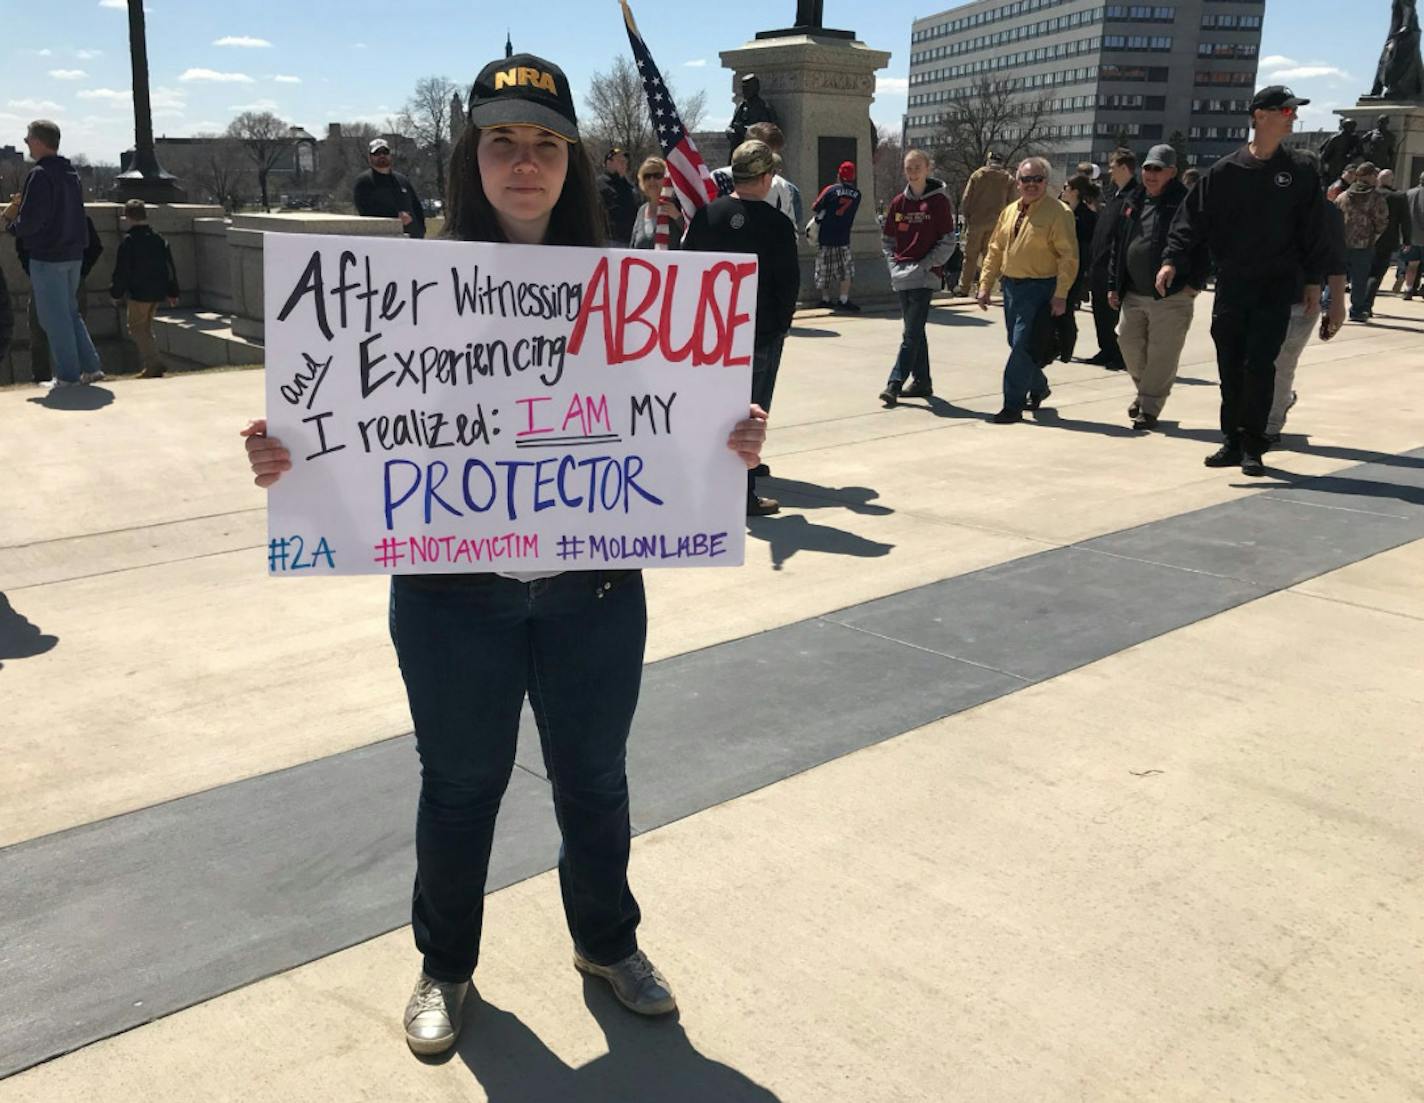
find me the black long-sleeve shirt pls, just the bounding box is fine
[1163,144,1329,306]
[353,169,426,238]
[683,195,800,338]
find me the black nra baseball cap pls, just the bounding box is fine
[467,53,580,142]
[1250,85,1310,113]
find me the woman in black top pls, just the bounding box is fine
[241,52,767,1057]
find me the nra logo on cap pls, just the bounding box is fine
[493,66,557,94]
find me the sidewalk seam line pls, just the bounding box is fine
[816,618,1034,682]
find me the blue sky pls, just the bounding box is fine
[1,0,1384,163]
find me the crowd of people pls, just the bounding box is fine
[5,55,1420,1065]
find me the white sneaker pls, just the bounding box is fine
[42,379,77,391]
[402,972,469,1055]
[79,370,106,384]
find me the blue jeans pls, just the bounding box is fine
[389,570,647,982]
[886,287,932,387]
[29,259,101,383]
[1346,247,1375,316]
[1001,276,1054,410]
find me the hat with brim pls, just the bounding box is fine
[1250,85,1310,112]
[369,139,391,154]
[467,53,580,143]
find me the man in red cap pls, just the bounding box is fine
[809,160,863,310]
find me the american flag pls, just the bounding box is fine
[620,0,717,236]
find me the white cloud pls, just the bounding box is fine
[180,68,255,83]
[227,98,281,112]
[273,74,302,84]
[352,42,368,49]
[77,88,132,102]
[76,49,103,60]
[153,108,185,119]
[1260,55,1297,70]
[8,98,65,113]
[214,35,272,48]
[877,75,909,94]
[1268,65,1351,82]
[98,0,125,7]
[1298,102,1341,131]
[49,69,88,80]
[683,59,707,68]
[28,48,54,57]
[151,86,186,110]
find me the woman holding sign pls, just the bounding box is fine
[242,52,768,1056]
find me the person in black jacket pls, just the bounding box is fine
[1105,145,1208,430]
[684,139,799,517]
[353,139,426,238]
[1160,85,1330,476]
[1082,148,1136,369]
[1366,168,1411,312]
[15,214,103,384]
[597,147,638,247]
[110,199,179,378]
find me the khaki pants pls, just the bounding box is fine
[957,223,995,295]
[126,300,162,373]
[1118,290,1196,417]
[1266,303,1315,436]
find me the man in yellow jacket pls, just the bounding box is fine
[977,156,1079,423]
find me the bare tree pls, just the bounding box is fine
[584,56,705,165]
[930,77,1052,200]
[318,121,381,211]
[398,76,458,201]
[227,111,290,211]
[873,124,903,212]
[165,134,251,211]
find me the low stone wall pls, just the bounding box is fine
[226,212,404,342]
[1,201,225,384]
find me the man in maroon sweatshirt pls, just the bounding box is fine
[878,149,956,407]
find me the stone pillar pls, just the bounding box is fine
[226,213,405,341]
[1336,101,1424,183]
[719,33,892,304]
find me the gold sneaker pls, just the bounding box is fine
[403,972,469,1055]
[574,949,677,1016]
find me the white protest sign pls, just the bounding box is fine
[262,233,756,575]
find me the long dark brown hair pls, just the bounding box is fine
[444,125,606,247]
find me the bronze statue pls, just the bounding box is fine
[1362,114,1399,169]
[795,0,825,27]
[1319,118,1363,183]
[1369,0,1424,99]
[725,73,780,146]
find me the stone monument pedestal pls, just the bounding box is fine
[720,32,892,304]
[1337,100,1424,182]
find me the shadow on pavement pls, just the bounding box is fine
[746,513,895,571]
[444,982,783,1102]
[25,385,115,411]
[0,594,58,671]
[1229,471,1424,510]
[925,309,994,328]
[786,325,840,338]
[766,477,894,516]
[907,395,989,421]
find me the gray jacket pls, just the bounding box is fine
[1408,184,1424,245]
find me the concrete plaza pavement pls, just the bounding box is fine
[1,290,1422,1101]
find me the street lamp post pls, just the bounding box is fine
[112,0,187,202]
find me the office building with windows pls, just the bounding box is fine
[904,0,1266,172]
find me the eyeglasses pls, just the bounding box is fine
[370,150,391,157]
[640,171,665,180]
[1261,105,1297,118]
[1017,175,1046,184]
[1142,165,1167,172]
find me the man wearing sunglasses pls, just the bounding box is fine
[354,138,427,239]
[977,156,1079,423]
[1158,85,1329,476]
